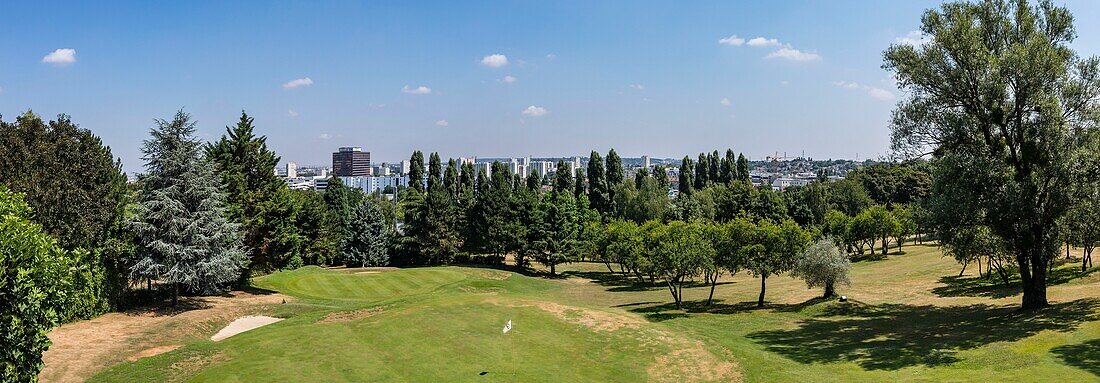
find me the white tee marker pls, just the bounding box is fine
[502,320,512,334]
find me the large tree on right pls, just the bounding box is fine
[884,0,1100,309]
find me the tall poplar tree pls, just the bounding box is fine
[720,149,736,184]
[679,156,695,197]
[736,153,750,183]
[695,153,709,189]
[587,151,611,215]
[408,151,425,193]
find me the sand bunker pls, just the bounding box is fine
[210,316,283,341]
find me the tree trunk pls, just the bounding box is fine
[757,276,767,308]
[958,260,968,277]
[665,279,681,309]
[550,262,556,276]
[1084,247,1093,272]
[706,277,718,306]
[823,282,835,298]
[881,235,888,255]
[1019,250,1049,310]
[172,283,179,307]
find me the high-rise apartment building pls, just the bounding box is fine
[286,162,297,178]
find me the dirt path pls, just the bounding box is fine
[40,291,288,383]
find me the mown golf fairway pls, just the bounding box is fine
[85,245,1100,382]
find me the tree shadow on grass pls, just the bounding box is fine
[747,298,1100,370]
[933,267,1097,299]
[561,270,734,292]
[560,270,662,291]
[620,297,833,322]
[119,285,283,317]
[1051,338,1100,377]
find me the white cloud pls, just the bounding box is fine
[481,54,509,68]
[720,98,731,107]
[318,133,332,140]
[832,81,895,101]
[629,84,645,91]
[747,37,780,47]
[718,35,745,46]
[831,81,860,89]
[500,75,517,83]
[866,87,896,101]
[42,48,77,65]
[402,85,432,94]
[895,30,931,47]
[282,77,313,89]
[545,53,556,59]
[766,47,821,61]
[287,109,299,117]
[522,105,549,117]
[435,119,449,127]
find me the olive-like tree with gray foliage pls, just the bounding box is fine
[790,238,851,298]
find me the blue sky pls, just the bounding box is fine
[2,1,1099,171]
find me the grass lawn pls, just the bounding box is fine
[86,244,1100,382]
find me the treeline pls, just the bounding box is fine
[373,148,934,309]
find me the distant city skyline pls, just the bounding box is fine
[3,1,1099,172]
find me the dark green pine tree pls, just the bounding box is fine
[736,153,751,183]
[409,151,426,193]
[530,191,581,276]
[694,153,709,190]
[720,149,736,184]
[471,162,516,260]
[586,151,611,216]
[205,111,292,272]
[526,169,542,191]
[554,160,573,195]
[130,111,247,306]
[345,199,391,267]
[406,152,460,264]
[323,177,365,253]
[679,156,694,197]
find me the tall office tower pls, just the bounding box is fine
[332,147,371,176]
